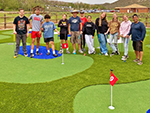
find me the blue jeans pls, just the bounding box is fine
[98,33,108,54]
[122,37,129,56]
[109,32,118,52]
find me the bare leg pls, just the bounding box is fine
[78,44,81,50]
[61,40,63,44]
[65,40,68,43]
[50,41,55,52]
[135,50,139,59]
[60,40,63,50]
[46,42,49,51]
[31,38,35,51]
[139,51,143,61]
[36,37,40,50]
[73,43,76,50]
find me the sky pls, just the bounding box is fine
[56,0,118,4]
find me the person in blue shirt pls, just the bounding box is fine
[41,14,59,57]
[68,10,83,54]
[126,14,146,65]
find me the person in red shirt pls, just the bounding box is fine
[80,10,87,51]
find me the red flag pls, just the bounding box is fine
[109,71,118,86]
[62,43,68,49]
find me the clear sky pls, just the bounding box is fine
[57,0,118,4]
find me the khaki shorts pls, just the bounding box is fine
[70,31,81,44]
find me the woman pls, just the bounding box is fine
[95,12,109,56]
[120,15,131,60]
[105,13,120,55]
[82,15,95,54]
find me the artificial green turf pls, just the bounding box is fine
[0,43,93,83]
[74,80,150,113]
[0,35,11,39]
[0,29,149,113]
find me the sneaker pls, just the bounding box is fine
[133,58,140,63]
[121,56,127,60]
[66,50,70,54]
[73,50,76,54]
[79,49,83,54]
[93,51,96,54]
[58,50,63,54]
[83,48,86,52]
[36,51,39,55]
[47,52,50,55]
[111,52,115,55]
[53,54,58,57]
[137,61,143,65]
[104,53,108,56]
[30,53,34,58]
[14,54,18,58]
[116,51,120,55]
[24,53,28,57]
[122,55,129,58]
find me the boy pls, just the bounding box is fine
[41,14,59,57]
[13,9,30,58]
[58,14,70,54]
[29,7,43,58]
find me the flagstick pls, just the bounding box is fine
[62,52,64,64]
[109,86,115,110]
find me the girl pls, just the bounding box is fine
[120,15,131,60]
[82,15,95,54]
[95,12,109,56]
[105,13,120,55]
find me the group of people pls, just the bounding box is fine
[13,8,146,65]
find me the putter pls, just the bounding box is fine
[57,34,59,51]
[121,37,123,56]
[106,34,112,57]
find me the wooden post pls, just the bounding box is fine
[4,14,6,29]
[146,16,148,27]
[56,13,57,23]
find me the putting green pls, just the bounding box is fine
[74,80,150,113]
[1,30,13,35]
[0,43,93,83]
[0,35,11,39]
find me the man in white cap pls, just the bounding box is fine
[69,10,83,54]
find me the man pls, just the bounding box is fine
[69,10,83,54]
[41,14,59,57]
[58,14,70,54]
[13,9,30,58]
[29,7,43,58]
[126,14,146,65]
[80,10,87,51]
